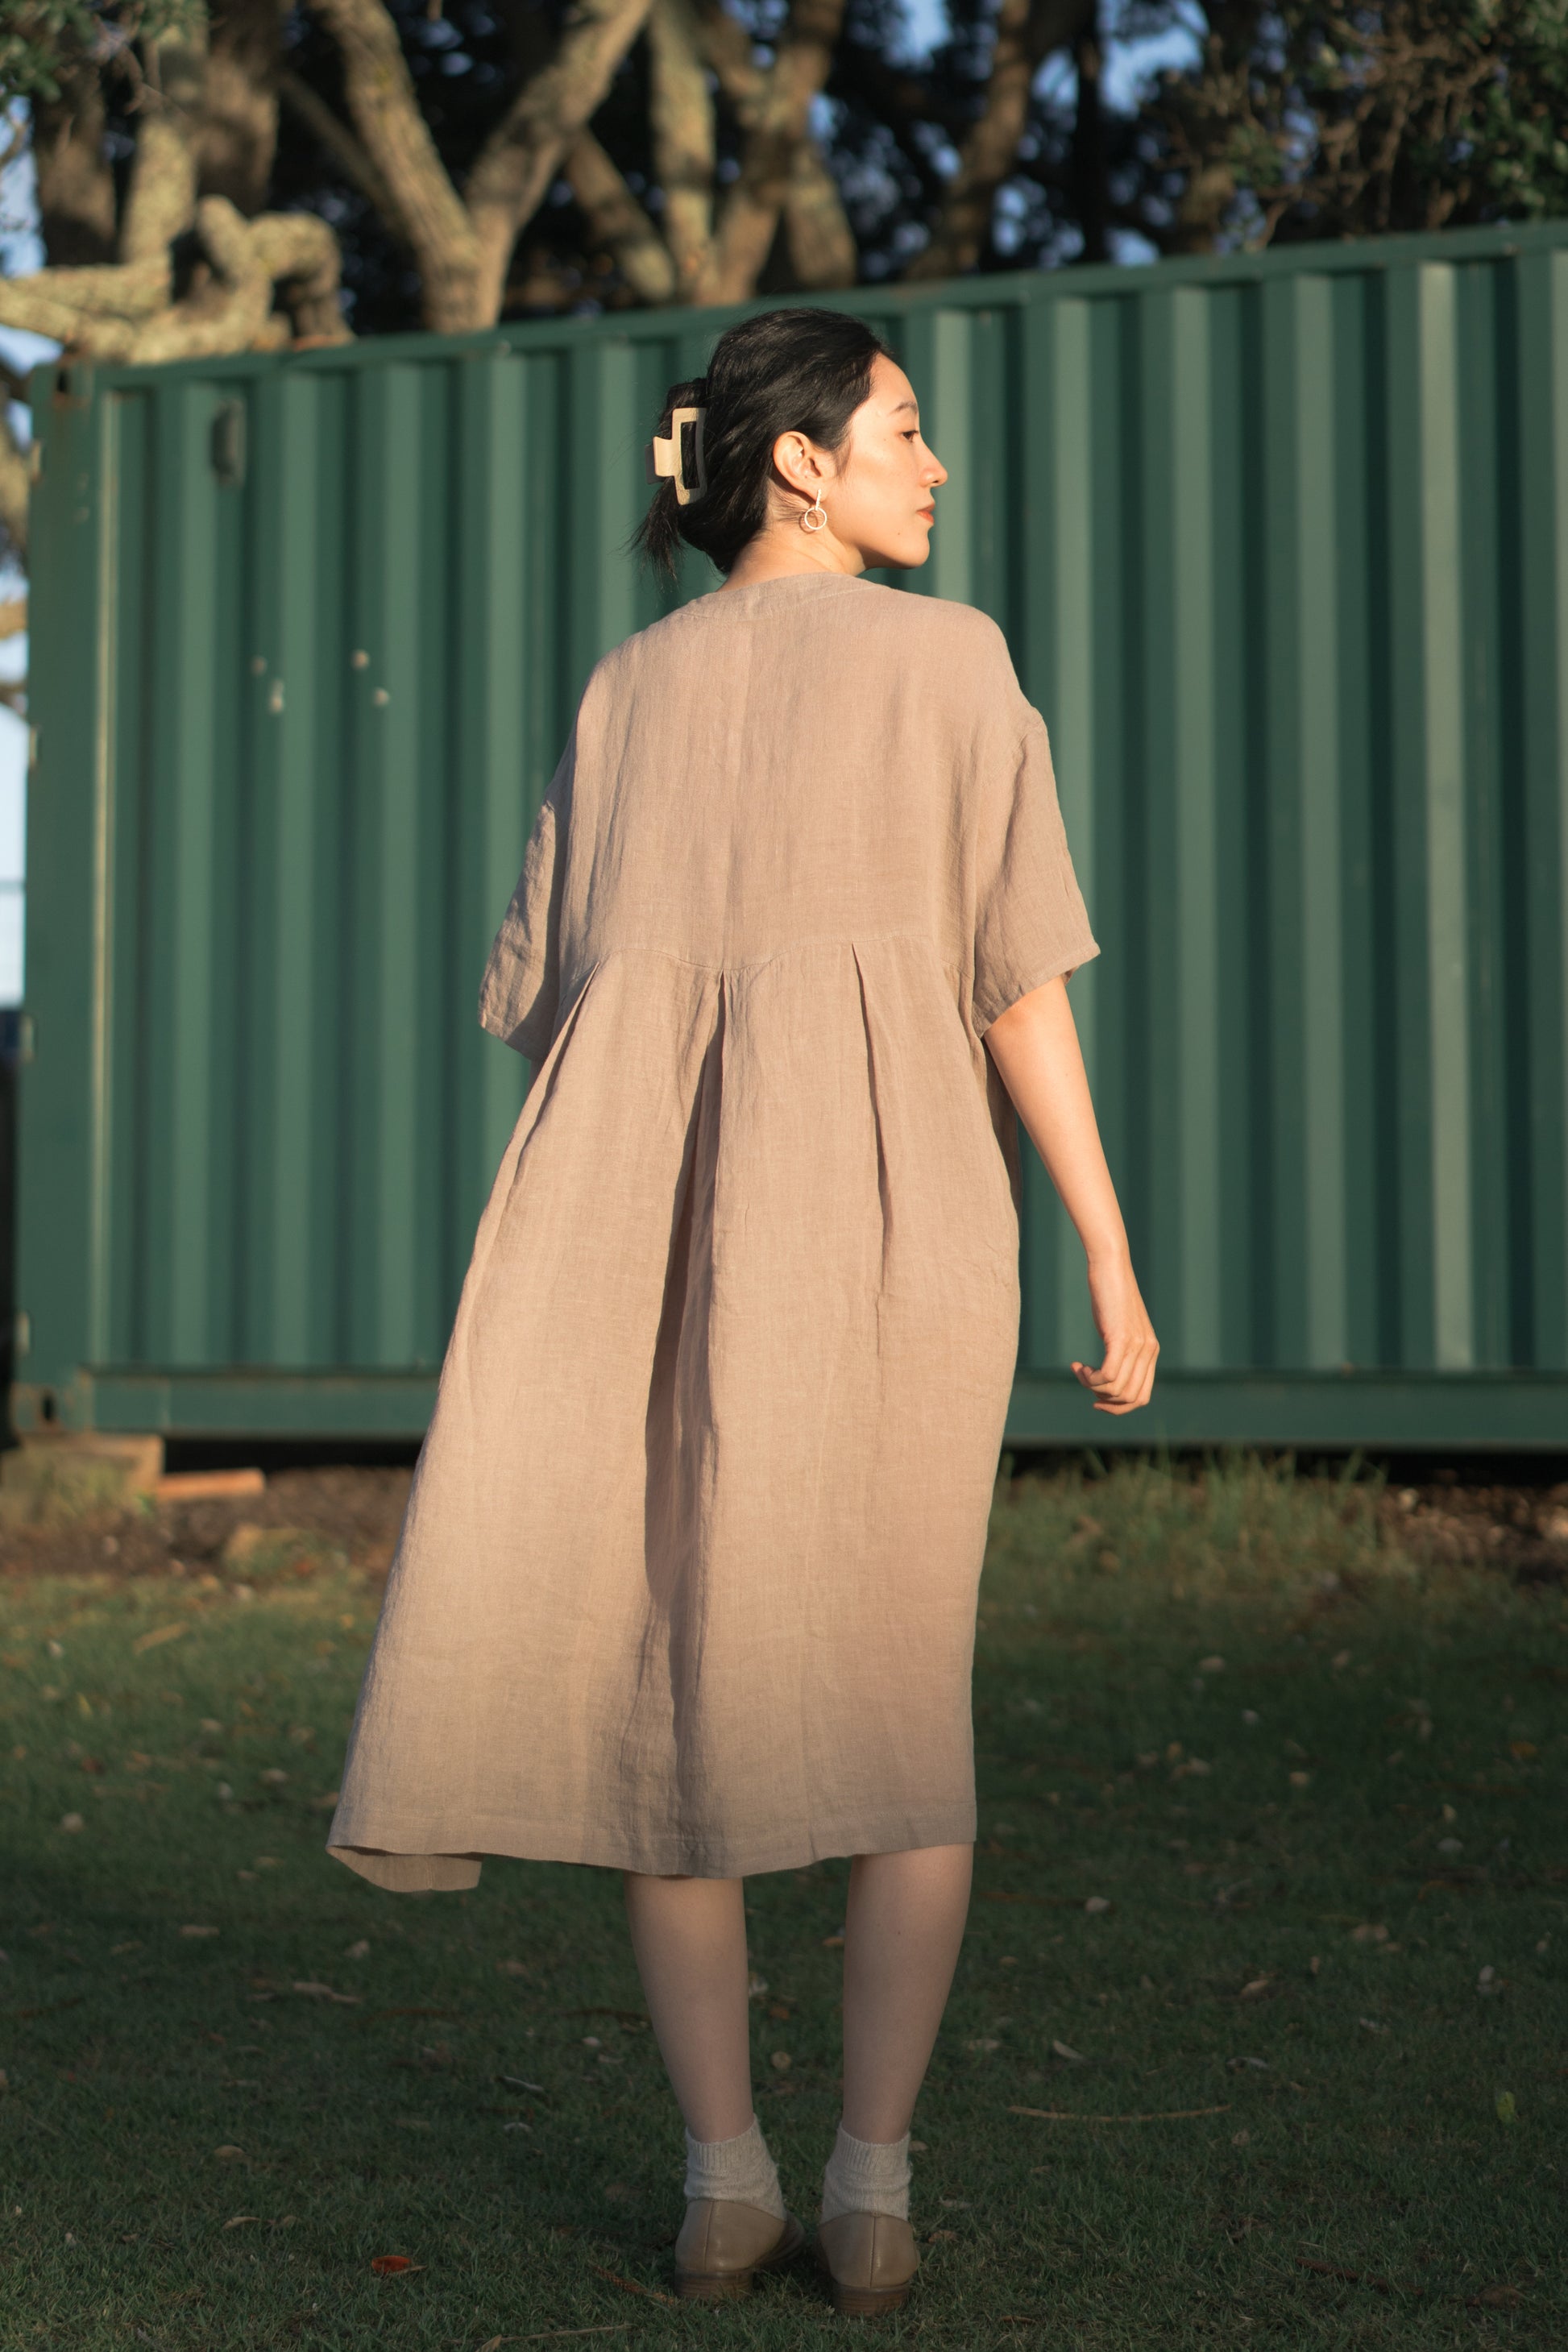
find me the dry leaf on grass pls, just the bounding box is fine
[222,2215,259,2228]
[1010,2103,1230,2122]
[370,2254,423,2275]
[213,2146,245,2160]
[499,2332,636,2344]
[1295,2256,1415,2297]
[590,2265,678,2307]
[290,1981,361,2005]
[1084,1896,1112,1914]
[1238,1976,1272,1998]
[131,1623,189,1656]
[1051,2039,1087,2064]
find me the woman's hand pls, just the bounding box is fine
[1076,1251,1159,1414]
[984,977,1159,1415]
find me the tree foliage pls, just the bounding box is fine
[0,0,1562,560]
[1125,0,1568,252]
[0,0,193,102]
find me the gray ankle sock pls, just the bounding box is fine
[682,2114,786,2219]
[820,2122,912,2223]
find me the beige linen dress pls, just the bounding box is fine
[328,572,1097,1891]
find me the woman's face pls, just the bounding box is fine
[775,355,948,572]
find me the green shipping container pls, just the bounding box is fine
[15,222,1568,1450]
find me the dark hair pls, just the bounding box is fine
[633,307,893,579]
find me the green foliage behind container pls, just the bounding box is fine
[16,223,1568,1449]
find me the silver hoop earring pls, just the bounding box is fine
[799,487,827,534]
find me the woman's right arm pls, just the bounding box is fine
[984,974,1159,1416]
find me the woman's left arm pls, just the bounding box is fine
[984,974,1159,1416]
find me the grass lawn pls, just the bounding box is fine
[1,1454,1564,2348]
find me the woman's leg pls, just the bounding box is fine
[623,1872,754,2142]
[624,1844,972,2144]
[840,1843,973,2142]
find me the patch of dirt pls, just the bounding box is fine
[0,1465,412,1585]
[1375,1475,1568,1584]
[2,1455,1565,1591]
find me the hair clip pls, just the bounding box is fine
[645,404,707,504]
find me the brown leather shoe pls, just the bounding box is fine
[815,2211,920,2315]
[672,2199,804,2301]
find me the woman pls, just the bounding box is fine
[327,307,1157,2315]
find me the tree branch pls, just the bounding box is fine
[782,139,855,288]
[250,212,353,342]
[279,65,407,233]
[906,0,1092,279]
[649,0,717,299]
[199,0,282,216]
[464,0,658,321]
[563,127,678,301]
[32,61,118,268]
[0,201,349,361]
[305,0,483,330]
[0,265,158,342]
[0,411,28,566]
[120,9,210,266]
[711,0,847,301]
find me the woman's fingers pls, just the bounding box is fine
[1072,1335,1159,1413]
[1079,1336,1139,1392]
[1081,1256,1159,1412]
[1093,1351,1157,1412]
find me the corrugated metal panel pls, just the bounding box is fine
[16,221,1568,1447]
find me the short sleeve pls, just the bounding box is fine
[970,709,1098,1035]
[478,739,571,1060]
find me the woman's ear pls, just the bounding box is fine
[770,429,820,500]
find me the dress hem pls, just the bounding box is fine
[326,1803,979,1891]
